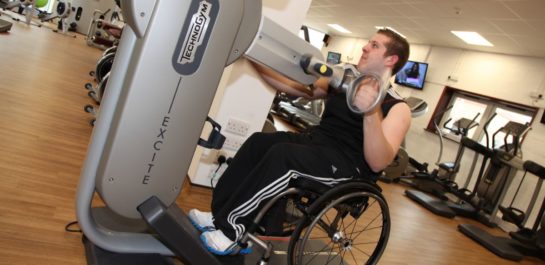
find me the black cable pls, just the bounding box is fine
[65,221,82,233]
[211,156,232,188]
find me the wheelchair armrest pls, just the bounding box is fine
[289,177,382,195]
[289,178,330,194]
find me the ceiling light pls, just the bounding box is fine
[451,31,493,46]
[327,24,351,34]
[375,26,406,38]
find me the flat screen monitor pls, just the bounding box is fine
[326,51,341,64]
[394,60,428,90]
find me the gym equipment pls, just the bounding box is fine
[0,18,12,32]
[0,0,21,25]
[271,97,321,130]
[458,160,545,261]
[0,0,20,10]
[9,0,44,27]
[83,40,119,126]
[76,0,390,264]
[85,8,124,50]
[381,96,428,181]
[51,0,76,37]
[387,106,463,192]
[406,118,531,226]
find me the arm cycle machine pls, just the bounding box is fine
[76,1,391,265]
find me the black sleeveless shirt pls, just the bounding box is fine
[310,90,406,178]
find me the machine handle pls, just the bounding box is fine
[300,54,389,114]
[198,117,226,150]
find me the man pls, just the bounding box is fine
[190,28,411,255]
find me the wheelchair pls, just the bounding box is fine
[227,177,391,265]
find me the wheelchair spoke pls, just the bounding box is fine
[348,209,382,240]
[289,189,390,265]
[350,244,373,258]
[299,239,338,265]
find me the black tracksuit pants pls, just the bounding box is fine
[211,131,361,241]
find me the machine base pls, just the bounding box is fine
[82,236,174,265]
[405,189,456,218]
[458,224,523,261]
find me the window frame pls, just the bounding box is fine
[427,86,538,146]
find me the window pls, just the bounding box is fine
[429,87,538,149]
[481,107,533,150]
[299,26,326,50]
[439,96,487,140]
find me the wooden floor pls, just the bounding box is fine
[0,18,543,265]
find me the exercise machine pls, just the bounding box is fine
[76,1,391,264]
[7,0,44,27]
[406,118,531,226]
[48,0,76,37]
[85,5,124,50]
[0,17,12,32]
[381,96,428,181]
[400,111,482,199]
[458,160,545,261]
[0,0,19,28]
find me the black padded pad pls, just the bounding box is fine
[461,137,493,157]
[524,160,545,179]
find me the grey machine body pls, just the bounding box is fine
[76,0,323,258]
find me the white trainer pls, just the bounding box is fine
[200,230,252,256]
[188,209,216,232]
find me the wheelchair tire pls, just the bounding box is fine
[95,52,115,83]
[287,182,390,265]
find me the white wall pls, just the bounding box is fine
[188,0,313,187]
[325,36,545,228]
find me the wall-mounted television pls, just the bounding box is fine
[394,60,429,90]
[326,51,341,64]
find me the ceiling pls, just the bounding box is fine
[303,0,545,58]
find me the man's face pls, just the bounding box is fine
[357,33,391,73]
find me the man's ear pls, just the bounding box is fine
[385,54,399,68]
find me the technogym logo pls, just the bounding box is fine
[173,0,218,75]
[179,1,211,64]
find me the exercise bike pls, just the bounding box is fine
[459,160,545,261]
[76,1,392,264]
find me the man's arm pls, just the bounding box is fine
[251,61,329,100]
[352,80,411,172]
[363,103,411,172]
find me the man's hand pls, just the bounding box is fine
[352,76,380,113]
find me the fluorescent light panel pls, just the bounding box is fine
[375,26,406,38]
[451,31,493,46]
[327,24,351,34]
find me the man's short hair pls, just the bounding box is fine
[377,28,410,74]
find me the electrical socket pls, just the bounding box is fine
[226,118,250,136]
[223,136,244,151]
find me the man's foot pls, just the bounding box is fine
[188,209,216,232]
[200,230,252,256]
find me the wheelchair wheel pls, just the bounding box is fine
[95,52,115,83]
[287,183,390,265]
